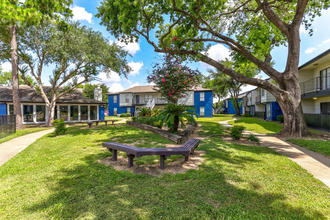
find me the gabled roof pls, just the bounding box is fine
[108,85,213,95]
[0,85,107,104]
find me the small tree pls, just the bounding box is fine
[0,20,130,126]
[83,83,110,109]
[147,55,202,103]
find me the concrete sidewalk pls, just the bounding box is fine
[0,128,54,166]
[220,119,330,188]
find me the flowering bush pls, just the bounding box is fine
[147,55,202,103]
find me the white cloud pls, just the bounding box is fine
[1,62,11,72]
[305,47,317,54]
[129,82,139,88]
[71,6,93,24]
[149,82,156,86]
[109,83,125,92]
[110,40,140,55]
[200,44,230,68]
[128,61,143,76]
[98,71,121,84]
[322,38,330,44]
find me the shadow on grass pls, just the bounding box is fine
[24,138,325,219]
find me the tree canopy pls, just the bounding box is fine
[83,83,110,104]
[0,69,34,86]
[96,0,330,136]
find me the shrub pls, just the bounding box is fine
[153,120,163,129]
[247,134,259,143]
[277,115,284,123]
[132,117,136,122]
[230,125,245,140]
[244,113,252,117]
[125,113,131,117]
[52,119,67,135]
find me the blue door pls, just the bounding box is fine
[136,95,140,104]
[0,104,6,115]
[99,105,105,120]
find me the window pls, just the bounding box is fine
[200,107,205,116]
[70,105,79,121]
[266,104,271,119]
[113,95,117,103]
[127,107,130,113]
[8,104,13,115]
[90,106,97,120]
[114,108,117,115]
[145,94,152,102]
[60,105,68,121]
[125,94,129,103]
[321,102,330,114]
[36,105,46,122]
[262,89,266,96]
[80,106,88,120]
[23,105,33,122]
[200,92,205,101]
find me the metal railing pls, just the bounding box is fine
[0,115,16,139]
[133,97,168,105]
[300,75,330,95]
[304,114,330,131]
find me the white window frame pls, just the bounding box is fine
[114,108,117,116]
[127,107,130,113]
[200,107,205,116]
[125,94,129,103]
[113,95,117,103]
[200,92,205,101]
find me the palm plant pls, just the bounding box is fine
[151,108,161,116]
[159,104,197,133]
[137,107,150,117]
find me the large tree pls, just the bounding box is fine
[96,0,329,137]
[0,0,72,129]
[0,69,34,86]
[0,20,130,126]
[207,58,259,116]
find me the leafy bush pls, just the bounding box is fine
[132,117,136,122]
[277,115,284,123]
[125,113,131,117]
[120,113,131,117]
[137,107,150,117]
[244,113,252,117]
[247,134,259,143]
[52,119,67,135]
[230,125,245,140]
[153,120,163,129]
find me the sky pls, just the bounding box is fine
[2,1,330,98]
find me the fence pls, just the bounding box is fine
[255,111,265,120]
[304,114,330,132]
[0,115,16,139]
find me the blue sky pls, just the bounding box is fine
[2,1,330,95]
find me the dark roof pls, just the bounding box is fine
[0,85,107,104]
[299,48,330,70]
[108,85,212,95]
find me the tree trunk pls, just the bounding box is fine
[234,97,241,116]
[173,115,179,132]
[45,95,57,127]
[10,25,23,130]
[276,97,309,137]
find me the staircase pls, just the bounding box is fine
[135,99,155,116]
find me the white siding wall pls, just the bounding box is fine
[301,99,316,114]
[178,91,194,106]
[299,60,330,83]
[261,88,276,103]
[119,93,133,106]
[255,104,264,112]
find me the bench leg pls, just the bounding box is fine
[185,156,189,162]
[128,155,135,168]
[88,124,91,128]
[96,122,99,126]
[112,150,117,161]
[160,155,165,170]
[105,122,107,125]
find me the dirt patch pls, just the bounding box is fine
[98,150,205,176]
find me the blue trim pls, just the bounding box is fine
[265,102,283,121]
[108,95,134,116]
[99,105,105,120]
[227,99,243,114]
[194,91,213,117]
[0,104,6,115]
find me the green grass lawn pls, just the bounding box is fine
[228,117,283,134]
[0,127,51,145]
[287,139,330,157]
[0,119,330,219]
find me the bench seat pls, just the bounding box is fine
[102,138,200,169]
